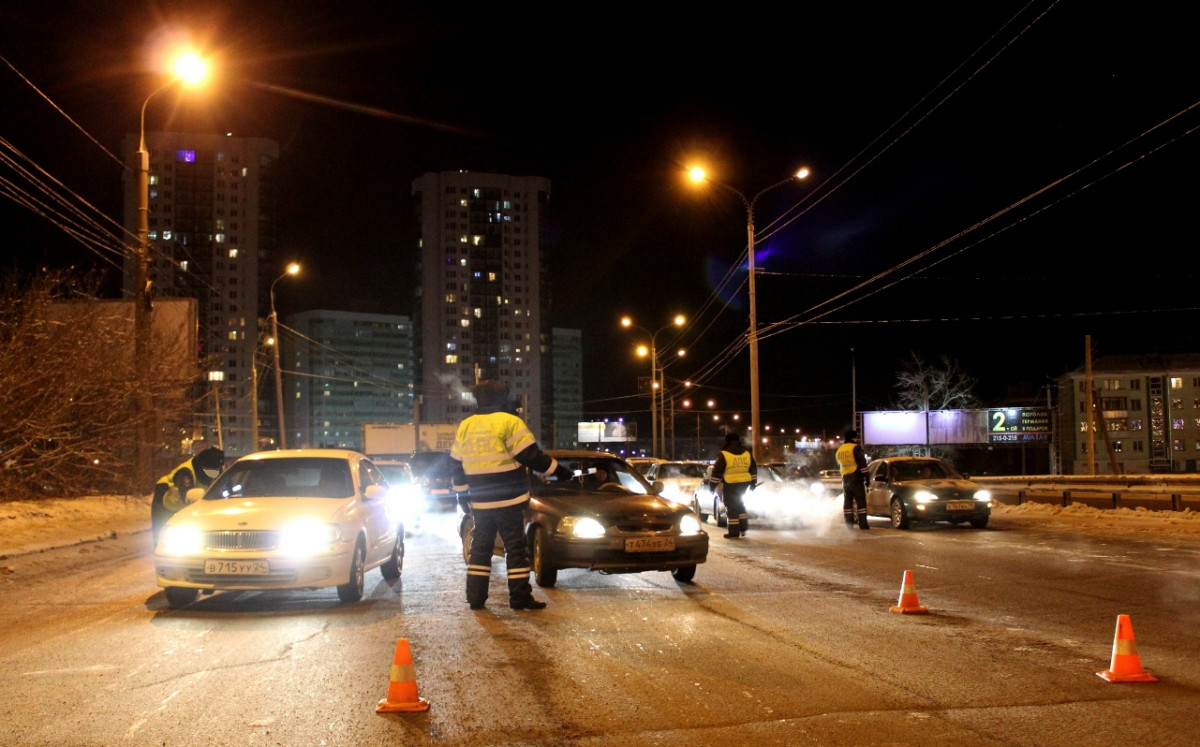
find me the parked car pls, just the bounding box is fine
[626,457,665,476]
[865,456,992,529]
[643,460,709,518]
[154,449,404,608]
[406,450,456,510]
[373,458,428,532]
[458,450,708,585]
[697,462,829,528]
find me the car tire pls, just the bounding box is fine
[969,515,989,529]
[671,564,697,583]
[337,540,366,602]
[890,499,910,529]
[460,516,473,565]
[532,527,557,588]
[715,498,727,528]
[380,531,404,580]
[164,586,198,609]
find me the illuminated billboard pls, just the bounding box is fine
[577,421,637,443]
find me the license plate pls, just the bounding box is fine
[625,537,675,552]
[946,500,975,511]
[205,559,270,575]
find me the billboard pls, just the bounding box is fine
[863,408,1049,445]
[577,421,637,443]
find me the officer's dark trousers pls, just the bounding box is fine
[724,482,750,536]
[466,503,535,606]
[843,478,867,525]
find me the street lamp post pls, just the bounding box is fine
[133,51,208,486]
[688,166,809,463]
[269,263,300,449]
[621,315,684,457]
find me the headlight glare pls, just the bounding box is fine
[914,490,936,504]
[159,525,203,554]
[679,513,701,535]
[974,489,992,502]
[561,516,606,538]
[278,520,341,556]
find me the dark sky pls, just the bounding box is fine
[3,1,1198,438]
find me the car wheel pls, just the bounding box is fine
[890,499,910,529]
[380,531,404,580]
[164,586,198,609]
[337,540,366,602]
[460,516,473,565]
[695,496,709,523]
[715,498,727,528]
[532,527,557,588]
[969,515,989,529]
[671,564,697,583]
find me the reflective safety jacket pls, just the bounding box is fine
[450,410,560,510]
[835,441,868,479]
[712,447,756,485]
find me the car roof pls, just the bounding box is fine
[546,449,621,460]
[237,448,364,462]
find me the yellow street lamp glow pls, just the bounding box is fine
[688,166,707,183]
[636,344,649,358]
[286,262,301,276]
[172,51,209,87]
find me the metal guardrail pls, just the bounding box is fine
[972,475,1200,512]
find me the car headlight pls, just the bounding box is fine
[159,524,203,555]
[809,482,827,497]
[559,516,606,538]
[278,520,342,556]
[913,490,937,504]
[679,513,701,535]
[659,485,690,507]
[974,489,992,502]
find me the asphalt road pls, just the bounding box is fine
[1,508,1197,746]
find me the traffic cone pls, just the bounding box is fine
[1097,614,1157,683]
[889,569,929,614]
[376,638,431,712]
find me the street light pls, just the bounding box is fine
[681,396,716,459]
[133,48,208,486]
[269,262,300,449]
[621,314,684,457]
[688,165,810,463]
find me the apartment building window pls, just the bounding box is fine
[1130,379,1141,390]
[1132,442,1145,452]
[1101,379,1122,390]
[1194,398,1200,409]
[1170,377,1184,389]
[1173,439,1185,451]
[1173,398,1183,410]
[1112,441,1123,452]
[1131,419,1144,430]
[1130,399,1141,410]
[1172,418,1184,430]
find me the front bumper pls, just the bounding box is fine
[544,531,708,573]
[154,547,354,591]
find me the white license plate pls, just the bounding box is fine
[625,537,675,552]
[946,500,975,511]
[205,559,270,575]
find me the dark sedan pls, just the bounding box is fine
[865,456,993,529]
[458,450,708,585]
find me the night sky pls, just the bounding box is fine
[3,1,1197,439]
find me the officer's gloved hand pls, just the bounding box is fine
[553,464,574,481]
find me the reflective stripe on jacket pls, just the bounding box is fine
[451,411,556,509]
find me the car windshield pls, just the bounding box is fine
[660,463,706,479]
[891,460,952,481]
[544,457,653,495]
[205,457,355,499]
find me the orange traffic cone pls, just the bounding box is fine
[376,638,431,712]
[1097,614,1157,683]
[889,569,929,614]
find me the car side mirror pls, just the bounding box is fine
[652,480,664,494]
[364,484,387,501]
[186,487,205,503]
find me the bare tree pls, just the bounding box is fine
[0,271,202,499]
[894,352,980,411]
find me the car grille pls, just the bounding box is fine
[204,530,281,551]
[614,522,674,533]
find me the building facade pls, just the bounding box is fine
[551,327,583,448]
[411,171,553,439]
[123,131,280,456]
[1057,354,1200,474]
[285,310,414,450]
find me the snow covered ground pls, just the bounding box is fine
[1,492,1199,567]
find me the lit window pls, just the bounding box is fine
[1173,439,1185,451]
[179,260,189,271]
[1170,377,1184,389]
[228,248,238,258]
[473,308,482,319]
[215,233,225,243]
[460,319,470,327]
[488,272,497,281]
[445,355,458,364]
[162,230,173,240]
[460,235,468,243]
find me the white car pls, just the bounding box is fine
[154,449,405,608]
[644,460,710,518]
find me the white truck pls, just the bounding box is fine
[361,422,459,457]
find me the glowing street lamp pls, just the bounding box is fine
[621,314,685,457]
[687,165,810,463]
[132,46,209,485]
[270,263,300,448]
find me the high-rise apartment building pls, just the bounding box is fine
[551,328,583,448]
[411,171,554,439]
[285,309,415,450]
[123,132,280,456]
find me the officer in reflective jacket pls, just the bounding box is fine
[710,432,757,538]
[835,429,870,529]
[451,380,572,610]
[151,445,225,544]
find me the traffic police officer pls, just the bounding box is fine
[450,379,572,610]
[836,430,870,529]
[151,445,225,544]
[710,432,757,538]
